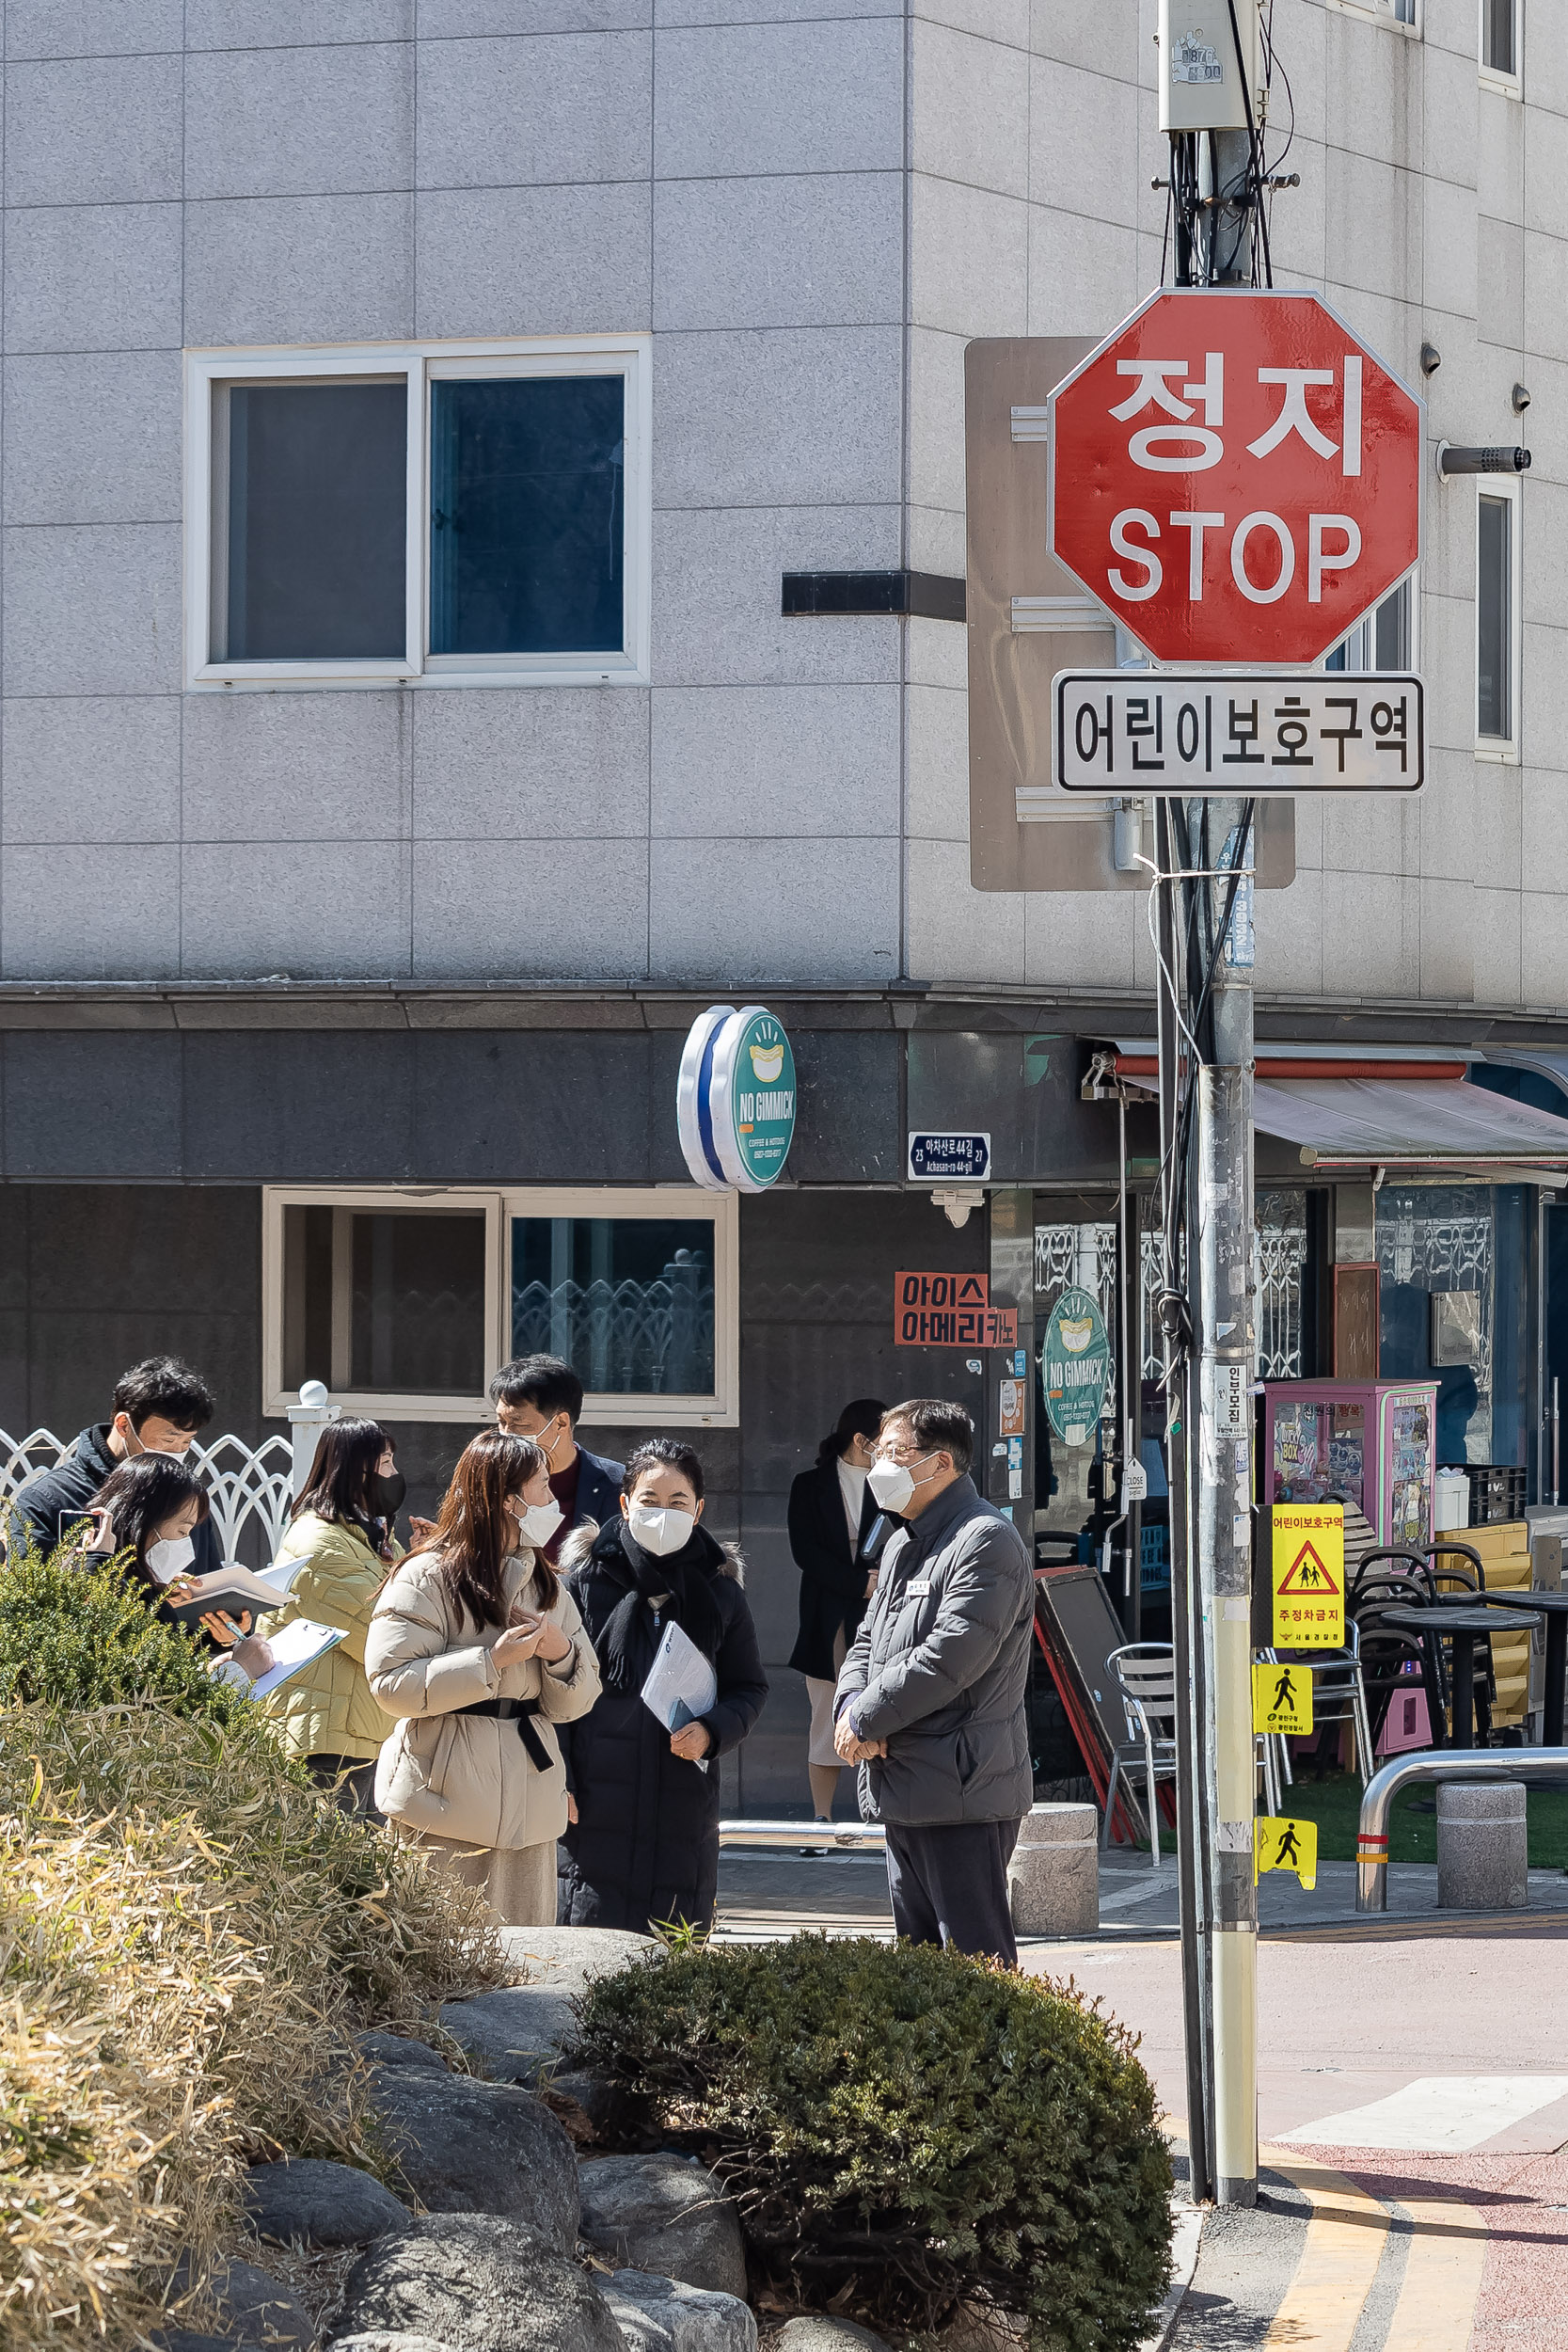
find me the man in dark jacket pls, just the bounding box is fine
[489,1354,624,1565]
[5,1356,222,1577]
[835,1397,1034,1964]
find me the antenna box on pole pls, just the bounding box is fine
[1158,2,1262,134]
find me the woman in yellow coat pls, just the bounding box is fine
[262,1417,405,1813]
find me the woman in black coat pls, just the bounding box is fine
[557,1438,768,1933]
[786,1397,886,1821]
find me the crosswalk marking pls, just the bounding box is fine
[1260,2153,1389,2350]
[1278,2075,1568,2153]
[1380,2196,1489,2352]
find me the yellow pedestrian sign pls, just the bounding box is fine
[1271,1504,1345,1649]
[1256,1815,1318,1891]
[1253,1660,1314,1737]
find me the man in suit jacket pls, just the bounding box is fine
[787,1397,887,1821]
[489,1355,624,1568]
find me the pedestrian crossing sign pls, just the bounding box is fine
[1256,1814,1318,1891]
[1270,1505,1345,1649]
[1253,1660,1314,1737]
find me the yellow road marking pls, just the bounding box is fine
[1259,2150,1390,2350]
[1380,2195,1489,2352]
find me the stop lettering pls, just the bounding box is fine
[1047,290,1422,668]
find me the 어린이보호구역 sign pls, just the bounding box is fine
[1040,1284,1112,1446]
[1271,1503,1345,1649]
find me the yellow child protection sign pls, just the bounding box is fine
[1270,1504,1345,1650]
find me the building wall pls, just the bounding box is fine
[0,1,911,993]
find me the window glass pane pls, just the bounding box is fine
[1483,0,1514,71]
[1375,1183,1527,1469]
[1374,580,1410,670]
[1478,496,1512,739]
[220,383,406,661]
[349,1213,486,1394]
[511,1218,714,1394]
[429,377,625,656]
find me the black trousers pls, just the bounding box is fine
[307,1753,383,1822]
[884,1818,1021,1967]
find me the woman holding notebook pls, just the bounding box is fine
[556,1439,768,1934]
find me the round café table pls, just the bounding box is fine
[1379,1602,1537,1750]
[1461,1588,1568,1748]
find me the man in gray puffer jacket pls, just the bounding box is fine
[833,1397,1034,1964]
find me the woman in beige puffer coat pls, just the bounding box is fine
[365,1427,600,1926]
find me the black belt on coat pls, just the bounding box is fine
[454,1695,552,1772]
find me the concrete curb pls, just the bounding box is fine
[1138,2204,1203,2352]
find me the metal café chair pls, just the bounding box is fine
[1102,1644,1180,1870]
[1258,1624,1375,1783]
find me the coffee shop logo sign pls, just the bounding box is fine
[678,1006,798,1194]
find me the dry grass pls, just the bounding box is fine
[0,1701,511,2350]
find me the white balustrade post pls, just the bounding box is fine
[287,1381,339,1498]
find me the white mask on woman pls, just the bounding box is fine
[514,1497,564,1551]
[627,1504,695,1559]
[146,1534,196,1584]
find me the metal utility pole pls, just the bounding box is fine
[1158,1,1265,2210]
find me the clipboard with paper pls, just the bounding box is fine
[641,1620,718,1734]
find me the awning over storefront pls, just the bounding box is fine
[1097,1041,1568,1176]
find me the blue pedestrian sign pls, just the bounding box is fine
[909,1132,990,1181]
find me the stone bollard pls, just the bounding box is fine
[1007,1802,1099,1937]
[1436,1780,1528,1911]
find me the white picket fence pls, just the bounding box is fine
[0,1386,339,1565]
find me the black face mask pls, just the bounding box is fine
[366,1470,405,1518]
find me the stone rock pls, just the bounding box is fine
[245,2155,408,2249]
[775,2322,893,2352]
[157,2257,314,2350]
[330,2338,455,2352]
[497,1925,658,1981]
[335,2214,625,2352]
[357,2031,448,2072]
[367,2067,578,2249]
[603,2268,758,2352]
[546,2067,618,2133]
[1008,1804,1099,1938]
[442,1929,657,2085]
[1436,1779,1528,1910]
[578,2155,747,2299]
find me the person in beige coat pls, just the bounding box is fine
[365,1426,600,1926]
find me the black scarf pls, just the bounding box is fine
[594,1519,726,1694]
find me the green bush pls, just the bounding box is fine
[0,1538,250,1724]
[570,1935,1173,2352]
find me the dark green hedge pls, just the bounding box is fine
[571,1934,1172,2352]
[0,1537,252,1726]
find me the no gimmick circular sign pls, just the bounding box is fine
[677,1005,797,1194]
[1040,1284,1113,1446]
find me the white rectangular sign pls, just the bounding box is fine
[1053,670,1424,795]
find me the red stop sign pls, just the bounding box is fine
[1048,289,1422,667]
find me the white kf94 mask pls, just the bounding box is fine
[627,1504,695,1559]
[146,1534,197,1584]
[515,1498,564,1550]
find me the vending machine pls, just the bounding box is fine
[1262,1379,1439,1551]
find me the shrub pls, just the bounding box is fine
[0,1538,251,1724]
[0,1702,510,2351]
[570,1935,1173,2352]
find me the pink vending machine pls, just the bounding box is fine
[1262,1379,1439,1551]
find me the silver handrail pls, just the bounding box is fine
[1356,1747,1568,1911]
[719,1820,886,1851]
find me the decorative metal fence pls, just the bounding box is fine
[511,1263,715,1396]
[1,1417,312,1566]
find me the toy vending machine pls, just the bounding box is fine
[1263,1380,1439,1550]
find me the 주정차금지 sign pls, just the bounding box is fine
[893,1270,1017,1349]
[1040,1284,1113,1446]
[1271,1504,1345,1650]
[1252,1659,1314,1738]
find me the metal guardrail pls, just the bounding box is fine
[719,1819,887,1851]
[1355,1747,1568,1911]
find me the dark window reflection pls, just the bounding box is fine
[429,376,625,656]
[512,1218,713,1394]
[350,1214,486,1395]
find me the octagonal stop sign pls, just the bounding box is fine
[1048,289,1422,667]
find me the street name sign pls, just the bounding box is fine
[1271,1504,1345,1650]
[1055,670,1424,794]
[1048,288,1423,669]
[909,1131,990,1180]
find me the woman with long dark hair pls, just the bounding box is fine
[558,1438,768,1933]
[79,1454,271,1672]
[260,1417,405,1812]
[365,1427,600,1926]
[786,1397,886,1822]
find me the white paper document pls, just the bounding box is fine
[148,1554,303,1611]
[641,1619,718,1733]
[245,1615,345,1700]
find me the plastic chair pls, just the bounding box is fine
[1102,1644,1179,1870]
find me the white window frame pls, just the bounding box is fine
[261,1184,739,1427]
[1328,0,1420,36]
[1324,575,1419,673]
[184,336,652,691]
[1475,475,1522,763]
[1478,0,1521,93]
